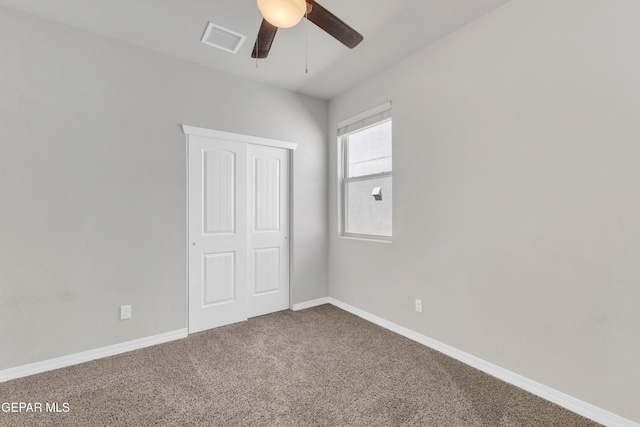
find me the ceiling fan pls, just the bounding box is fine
[252,0,364,59]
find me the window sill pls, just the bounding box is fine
[339,234,392,244]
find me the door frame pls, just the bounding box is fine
[181,125,297,332]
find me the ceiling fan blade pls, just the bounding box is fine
[306,0,363,49]
[251,19,278,58]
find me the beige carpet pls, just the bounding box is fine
[0,304,600,426]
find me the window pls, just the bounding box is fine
[339,102,392,240]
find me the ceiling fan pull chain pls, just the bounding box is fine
[256,4,260,68]
[305,6,309,74]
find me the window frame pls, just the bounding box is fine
[338,102,392,242]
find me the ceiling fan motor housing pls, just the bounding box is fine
[257,0,307,28]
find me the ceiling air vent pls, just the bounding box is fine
[201,22,246,54]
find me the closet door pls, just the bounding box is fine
[187,130,292,333]
[188,136,248,333]
[247,144,290,318]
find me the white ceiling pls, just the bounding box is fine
[0,0,511,100]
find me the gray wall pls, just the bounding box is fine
[328,0,640,422]
[0,7,328,370]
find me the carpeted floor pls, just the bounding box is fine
[0,304,601,426]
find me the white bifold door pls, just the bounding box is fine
[187,130,292,334]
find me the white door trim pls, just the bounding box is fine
[182,125,298,151]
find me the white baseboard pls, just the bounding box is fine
[291,297,332,311]
[326,297,639,427]
[0,328,188,383]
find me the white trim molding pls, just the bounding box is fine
[182,125,297,151]
[292,297,638,427]
[292,297,332,311]
[0,329,188,383]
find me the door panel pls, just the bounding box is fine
[203,150,235,234]
[203,252,235,304]
[254,247,280,294]
[254,156,280,231]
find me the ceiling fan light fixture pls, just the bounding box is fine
[257,0,306,29]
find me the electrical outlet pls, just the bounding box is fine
[415,299,423,313]
[120,305,132,320]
